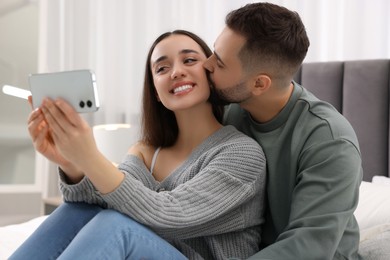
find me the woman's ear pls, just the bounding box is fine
[252,74,271,96]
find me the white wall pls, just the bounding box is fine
[0,2,38,185]
[0,2,38,126]
[0,1,41,225]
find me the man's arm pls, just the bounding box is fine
[249,139,362,259]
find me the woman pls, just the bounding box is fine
[11,30,266,260]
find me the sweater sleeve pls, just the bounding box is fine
[58,168,107,207]
[102,138,266,240]
[249,139,362,260]
[58,156,157,205]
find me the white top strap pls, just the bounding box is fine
[150,147,161,174]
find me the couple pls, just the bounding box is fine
[11,3,362,260]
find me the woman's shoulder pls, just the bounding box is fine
[127,141,156,169]
[206,126,266,173]
[221,125,255,140]
[218,125,263,150]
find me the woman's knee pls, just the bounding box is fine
[55,202,103,214]
[93,210,154,235]
[94,210,137,226]
[48,202,103,227]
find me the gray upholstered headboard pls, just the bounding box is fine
[294,59,390,182]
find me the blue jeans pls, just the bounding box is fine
[10,202,187,260]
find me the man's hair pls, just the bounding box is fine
[226,2,310,81]
[141,30,224,148]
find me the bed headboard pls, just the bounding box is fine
[294,59,390,182]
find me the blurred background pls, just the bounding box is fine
[0,0,389,225]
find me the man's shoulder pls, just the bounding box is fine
[298,88,359,146]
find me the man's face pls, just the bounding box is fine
[203,27,253,104]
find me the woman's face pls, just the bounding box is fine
[150,34,210,112]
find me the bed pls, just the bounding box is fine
[0,216,47,259]
[355,178,390,259]
[1,59,390,259]
[1,181,389,259]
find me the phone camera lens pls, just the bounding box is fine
[79,101,85,108]
[86,100,93,108]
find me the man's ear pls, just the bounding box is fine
[252,74,271,96]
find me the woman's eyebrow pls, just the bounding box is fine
[179,49,200,55]
[153,55,168,66]
[152,49,201,67]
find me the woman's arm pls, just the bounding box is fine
[42,98,266,239]
[104,135,266,239]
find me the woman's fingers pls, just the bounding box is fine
[27,95,33,108]
[28,108,45,141]
[41,98,90,148]
[41,98,67,137]
[27,106,41,125]
[27,109,51,152]
[34,124,50,150]
[54,98,82,127]
[38,97,95,168]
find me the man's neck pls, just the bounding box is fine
[242,82,294,124]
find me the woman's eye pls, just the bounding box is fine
[184,58,197,64]
[156,66,168,73]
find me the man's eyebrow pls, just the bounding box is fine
[213,51,226,66]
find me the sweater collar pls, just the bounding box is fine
[247,81,303,132]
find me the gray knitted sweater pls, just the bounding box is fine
[59,125,266,259]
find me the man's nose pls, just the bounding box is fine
[203,57,214,72]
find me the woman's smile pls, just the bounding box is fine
[172,84,194,95]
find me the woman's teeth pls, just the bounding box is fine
[173,84,193,94]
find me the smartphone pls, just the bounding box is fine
[29,70,100,113]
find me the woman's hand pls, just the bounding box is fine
[27,96,70,166]
[41,97,125,194]
[27,96,83,182]
[40,98,99,170]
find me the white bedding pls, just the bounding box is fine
[356,179,390,260]
[1,178,390,259]
[0,215,48,260]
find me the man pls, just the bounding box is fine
[203,2,362,259]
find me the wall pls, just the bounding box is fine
[0,1,41,225]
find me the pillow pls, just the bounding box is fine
[372,175,390,186]
[354,181,390,230]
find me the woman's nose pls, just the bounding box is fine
[171,65,186,79]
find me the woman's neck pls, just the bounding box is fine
[173,105,222,152]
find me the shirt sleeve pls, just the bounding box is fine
[248,139,362,259]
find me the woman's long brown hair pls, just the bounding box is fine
[141,30,224,148]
